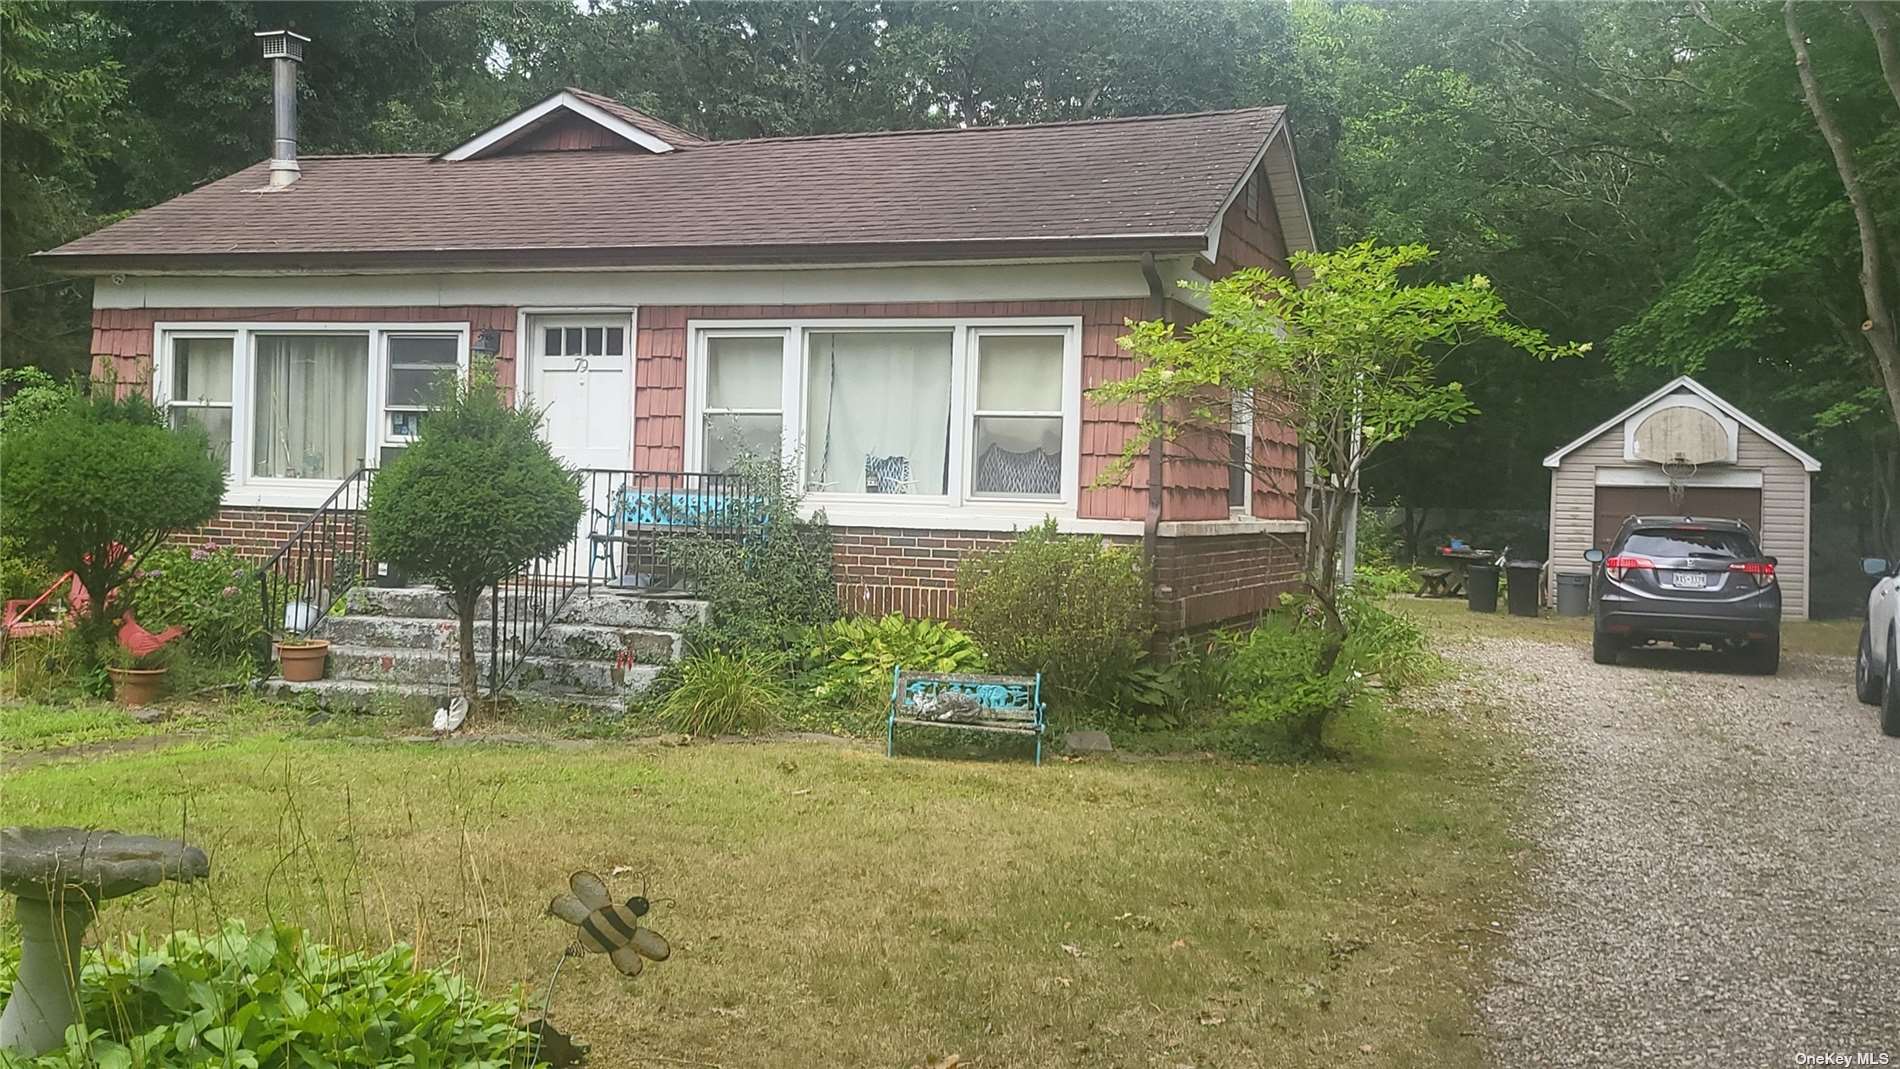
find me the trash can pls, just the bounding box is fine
[1466,563,1499,613]
[1555,572,1591,617]
[1505,560,1543,617]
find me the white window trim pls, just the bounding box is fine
[685,316,1084,527]
[152,321,469,508]
[1230,388,1255,517]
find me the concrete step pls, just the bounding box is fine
[257,678,625,714]
[326,645,662,698]
[326,616,682,664]
[344,586,709,631]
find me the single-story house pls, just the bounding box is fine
[38,35,1316,632]
[1542,375,1821,618]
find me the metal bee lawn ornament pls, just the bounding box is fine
[548,870,671,977]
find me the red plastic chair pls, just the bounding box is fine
[117,612,185,658]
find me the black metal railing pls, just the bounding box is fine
[252,464,764,694]
[255,466,377,663]
[576,467,768,594]
[481,468,767,695]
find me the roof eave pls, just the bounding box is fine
[33,235,1210,276]
[1541,374,1822,473]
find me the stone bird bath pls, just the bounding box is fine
[0,826,209,1057]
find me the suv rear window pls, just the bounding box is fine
[1622,528,1759,560]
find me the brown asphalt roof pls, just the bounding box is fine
[42,105,1287,271]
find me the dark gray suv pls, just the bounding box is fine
[1583,516,1781,674]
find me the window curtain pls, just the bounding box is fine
[804,331,953,494]
[253,335,369,480]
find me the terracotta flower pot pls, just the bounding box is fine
[106,667,167,706]
[275,640,331,683]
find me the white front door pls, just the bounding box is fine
[529,315,634,472]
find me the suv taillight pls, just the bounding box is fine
[1729,560,1776,587]
[1604,555,1653,581]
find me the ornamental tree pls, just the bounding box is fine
[0,388,225,644]
[367,370,583,712]
[1095,241,1581,698]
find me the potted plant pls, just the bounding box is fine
[104,642,174,706]
[275,634,331,682]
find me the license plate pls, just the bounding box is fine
[1672,571,1709,589]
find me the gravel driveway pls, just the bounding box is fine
[1460,636,1900,1067]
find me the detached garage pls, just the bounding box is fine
[1543,375,1821,618]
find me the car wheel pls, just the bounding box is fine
[1857,622,1883,705]
[1744,632,1780,676]
[1883,629,1900,739]
[1592,624,1620,666]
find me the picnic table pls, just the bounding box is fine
[1416,547,1497,597]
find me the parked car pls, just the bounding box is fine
[1582,516,1781,674]
[1854,556,1900,736]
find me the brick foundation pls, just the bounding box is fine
[173,506,317,559]
[831,524,1304,632]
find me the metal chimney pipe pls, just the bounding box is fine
[254,30,310,188]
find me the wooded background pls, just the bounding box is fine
[4,0,1896,565]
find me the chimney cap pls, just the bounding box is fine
[255,29,310,62]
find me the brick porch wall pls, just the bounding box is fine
[172,506,316,559]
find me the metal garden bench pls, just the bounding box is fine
[887,668,1047,766]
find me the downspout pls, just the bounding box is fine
[1139,254,1167,568]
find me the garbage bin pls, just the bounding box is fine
[1555,572,1591,617]
[1505,560,1543,617]
[1466,563,1499,613]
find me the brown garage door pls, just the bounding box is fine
[1592,485,1763,551]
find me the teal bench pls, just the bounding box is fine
[887,668,1047,766]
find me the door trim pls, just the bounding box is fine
[1594,465,1762,488]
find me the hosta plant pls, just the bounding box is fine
[798,614,986,702]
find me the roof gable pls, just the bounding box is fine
[440,89,704,160]
[1541,375,1821,473]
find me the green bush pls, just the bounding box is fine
[0,533,58,603]
[1215,616,1363,754]
[0,367,75,438]
[127,545,264,663]
[954,519,1152,713]
[1338,590,1436,687]
[0,921,539,1068]
[368,369,583,709]
[658,649,790,736]
[796,614,985,703]
[662,458,837,654]
[1352,562,1415,597]
[0,390,224,650]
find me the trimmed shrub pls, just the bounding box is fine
[796,614,985,702]
[368,370,583,710]
[0,921,538,1068]
[954,519,1152,712]
[1216,615,1363,754]
[662,458,836,654]
[0,390,224,647]
[126,544,265,663]
[658,649,789,736]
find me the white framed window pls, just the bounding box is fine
[1229,388,1254,516]
[969,330,1065,499]
[700,331,788,473]
[380,333,461,466]
[161,334,236,472]
[685,316,1082,524]
[152,321,469,507]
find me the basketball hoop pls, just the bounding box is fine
[1661,457,1698,510]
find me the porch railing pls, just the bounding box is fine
[255,465,377,663]
[254,465,761,694]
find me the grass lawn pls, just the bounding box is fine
[1399,594,1860,657]
[1,691,1522,1068]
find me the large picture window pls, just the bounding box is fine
[688,317,1079,516]
[805,330,953,495]
[253,334,370,480]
